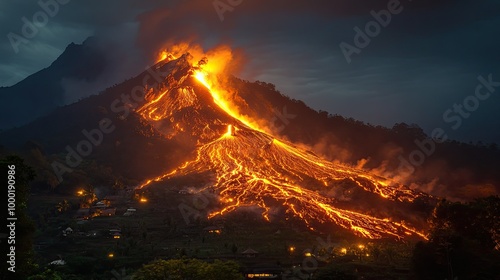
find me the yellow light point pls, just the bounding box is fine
[358,244,365,250]
[304,252,312,257]
[77,190,84,196]
[341,248,347,255]
[108,253,114,258]
[139,197,148,203]
[289,246,295,252]
[224,124,236,137]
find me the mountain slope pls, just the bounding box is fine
[0,37,109,129]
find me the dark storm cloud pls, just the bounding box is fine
[133,0,456,56]
[1,0,499,142]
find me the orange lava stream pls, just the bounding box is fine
[169,128,426,239]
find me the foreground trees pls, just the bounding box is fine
[133,258,243,280]
[412,196,500,279]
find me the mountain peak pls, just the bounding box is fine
[0,37,107,129]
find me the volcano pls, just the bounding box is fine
[133,50,432,240]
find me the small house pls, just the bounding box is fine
[109,229,121,236]
[241,248,259,258]
[100,208,116,216]
[203,225,223,234]
[62,227,73,236]
[48,259,66,266]
[123,208,136,216]
[75,208,91,220]
[244,263,282,279]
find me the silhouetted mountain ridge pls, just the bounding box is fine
[0,37,107,129]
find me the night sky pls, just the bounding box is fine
[1,0,499,143]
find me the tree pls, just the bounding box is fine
[80,185,97,207]
[56,199,70,213]
[27,269,63,280]
[412,196,500,279]
[312,263,356,280]
[134,258,243,280]
[206,260,242,280]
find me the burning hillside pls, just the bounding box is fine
[135,44,431,240]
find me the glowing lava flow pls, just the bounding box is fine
[193,69,263,133]
[194,71,238,123]
[137,49,429,240]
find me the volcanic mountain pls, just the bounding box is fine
[129,52,433,240]
[0,47,437,239]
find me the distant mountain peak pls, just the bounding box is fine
[0,38,107,129]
